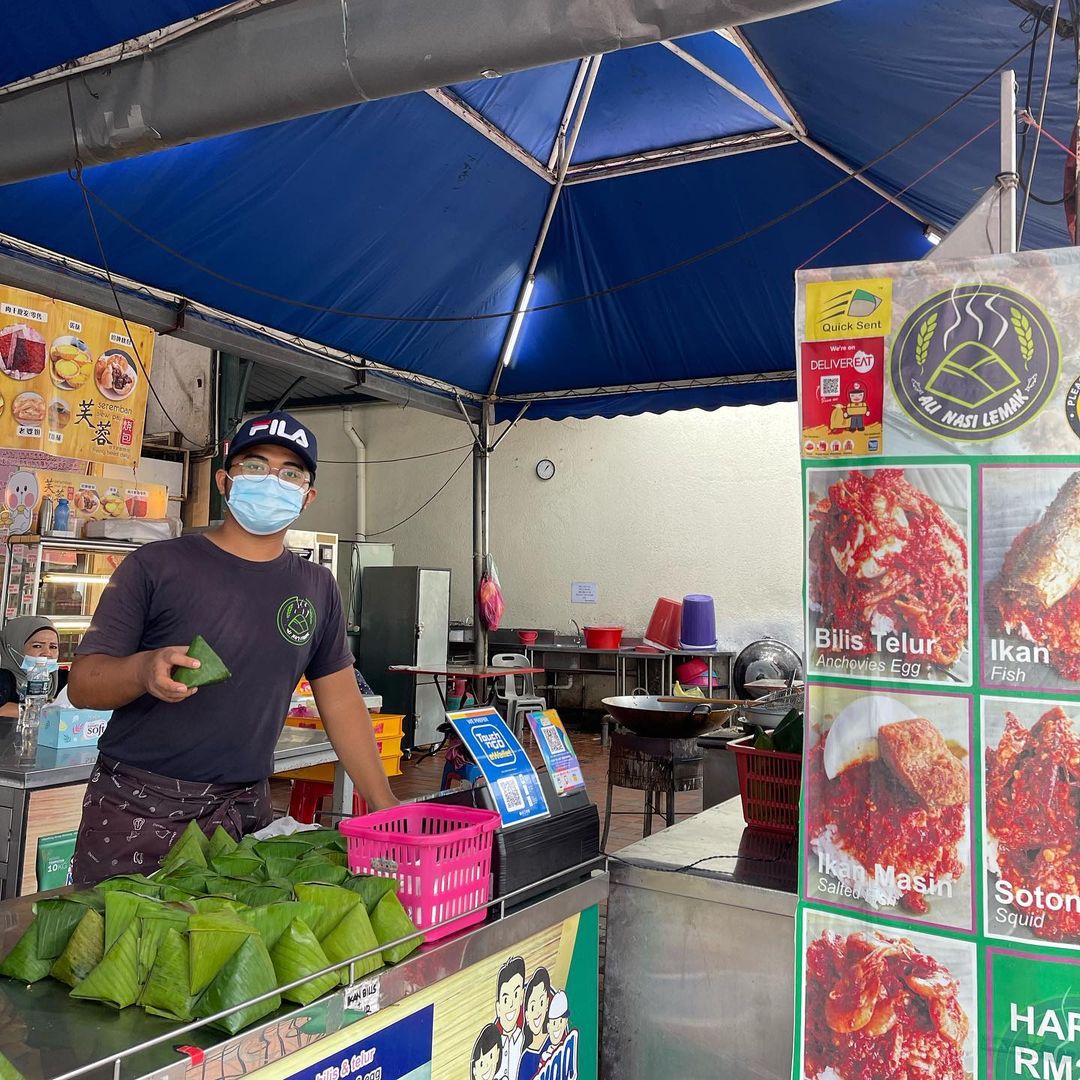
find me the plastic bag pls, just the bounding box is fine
[478,556,505,631]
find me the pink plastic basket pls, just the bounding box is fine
[339,804,501,941]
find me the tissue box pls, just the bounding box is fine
[39,706,111,748]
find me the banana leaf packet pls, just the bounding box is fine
[172,636,231,689]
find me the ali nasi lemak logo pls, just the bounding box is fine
[890,284,1060,441]
[277,595,317,646]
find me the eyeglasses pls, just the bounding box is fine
[230,459,311,490]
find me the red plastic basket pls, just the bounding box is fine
[727,735,802,835]
[339,804,501,941]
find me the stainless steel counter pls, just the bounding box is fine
[0,724,337,791]
[602,798,797,1080]
[0,726,343,899]
[0,871,607,1080]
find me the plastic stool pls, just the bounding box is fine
[288,779,365,823]
[440,759,484,789]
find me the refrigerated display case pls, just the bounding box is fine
[1,536,136,661]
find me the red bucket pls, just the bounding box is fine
[644,598,682,651]
[584,626,623,649]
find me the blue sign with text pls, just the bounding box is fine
[447,707,550,827]
[286,1004,433,1080]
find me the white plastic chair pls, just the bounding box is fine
[491,652,546,740]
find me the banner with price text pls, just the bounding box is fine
[0,283,154,467]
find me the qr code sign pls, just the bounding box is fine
[497,777,525,812]
[819,375,841,398]
[543,727,564,755]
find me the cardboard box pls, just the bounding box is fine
[39,706,111,748]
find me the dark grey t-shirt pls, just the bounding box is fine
[77,534,352,783]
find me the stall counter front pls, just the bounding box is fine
[602,797,796,1080]
[0,725,347,899]
[0,871,605,1080]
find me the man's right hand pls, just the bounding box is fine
[141,647,200,703]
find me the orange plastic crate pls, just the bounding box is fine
[727,735,802,835]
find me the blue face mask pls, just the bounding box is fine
[21,656,59,674]
[226,475,305,536]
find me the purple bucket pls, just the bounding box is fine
[680,594,717,650]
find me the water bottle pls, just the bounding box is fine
[54,498,70,534]
[17,658,50,760]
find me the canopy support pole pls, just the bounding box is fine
[472,403,493,665]
[1000,69,1018,254]
[487,54,601,397]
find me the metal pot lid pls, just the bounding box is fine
[732,637,803,698]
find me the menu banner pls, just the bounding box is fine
[795,249,1080,1080]
[0,284,155,467]
[34,471,167,529]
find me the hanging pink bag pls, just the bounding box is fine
[478,556,505,631]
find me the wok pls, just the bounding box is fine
[602,694,736,738]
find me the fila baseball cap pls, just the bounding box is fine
[225,411,318,476]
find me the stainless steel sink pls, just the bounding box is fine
[531,638,581,667]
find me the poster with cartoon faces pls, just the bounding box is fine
[474,955,579,1080]
[4,471,37,535]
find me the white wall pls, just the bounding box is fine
[296,401,805,655]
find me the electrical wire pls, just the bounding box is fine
[1019,0,1064,243]
[64,83,209,452]
[363,450,472,537]
[799,116,1000,269]
[602,839,797,874]
[71,35,1037,328]
[315,442,474,465]
[1021,0,1080,207]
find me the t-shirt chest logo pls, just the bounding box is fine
[277,596,317,647]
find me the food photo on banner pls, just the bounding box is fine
[980,464,1080,692]
[804,683,974,932]
[798,907,977,1080]
[804,463,973,686]
[0,285,154,468]
[981,696,1080,949]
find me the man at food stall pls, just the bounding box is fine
[67,410,396,883]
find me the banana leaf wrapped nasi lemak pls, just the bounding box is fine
[270,920,338,1005]
[50,909,105,988]
[293,884,382,983]
[0,892,104,983]
[70,923,143,1009]
[369,893,424,965]
[195,933,281,1035]
[172,636,231,689]
[139,928,199,1022]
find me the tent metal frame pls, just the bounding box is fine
[0,22,960,671]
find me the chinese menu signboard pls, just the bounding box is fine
[795,248,1080,1080]
[0,284,154,467]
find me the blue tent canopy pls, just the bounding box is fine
[0,0,1069,420]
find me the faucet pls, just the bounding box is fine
[571,619,582,644]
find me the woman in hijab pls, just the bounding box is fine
[0,616,60,718]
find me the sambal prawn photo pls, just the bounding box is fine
[802,920,974,1080]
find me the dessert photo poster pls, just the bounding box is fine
[794,250,1080,1080]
